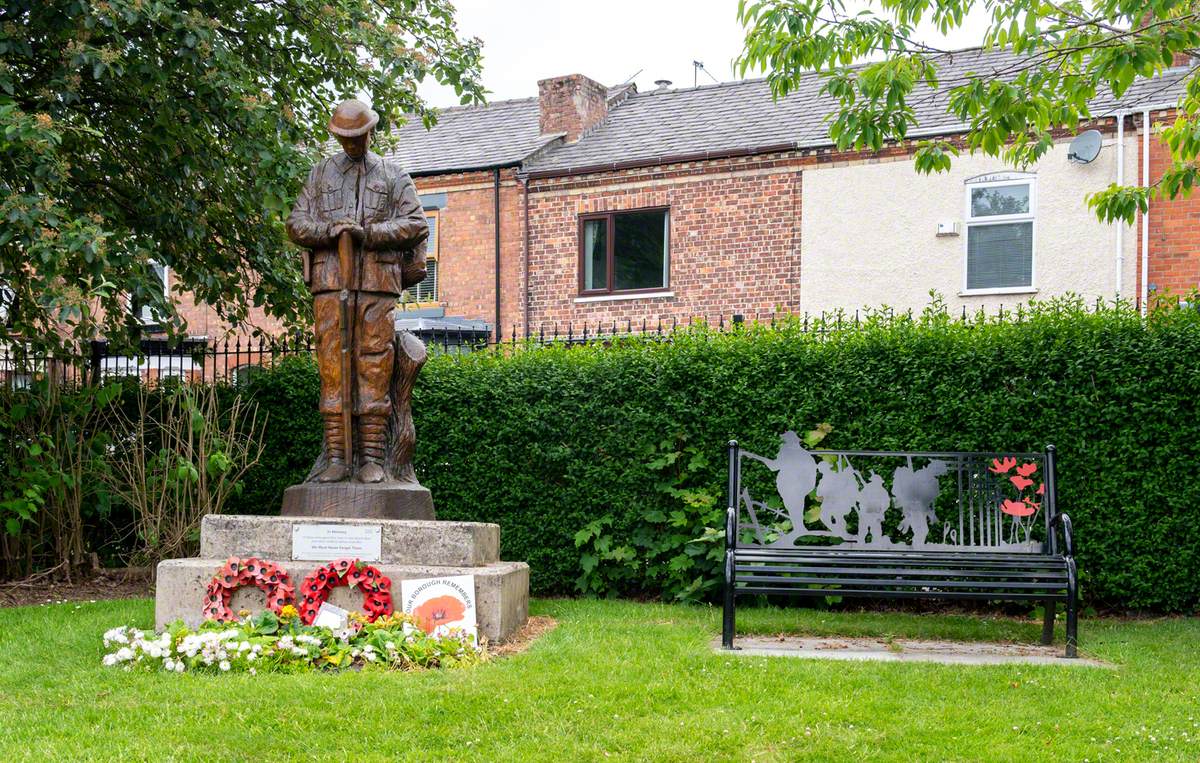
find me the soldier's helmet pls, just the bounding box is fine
[327,99,379,137]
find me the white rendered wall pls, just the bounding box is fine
[798,137,1139,317]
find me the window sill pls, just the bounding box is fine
[574,290,674,303]
[958,287,1038,297]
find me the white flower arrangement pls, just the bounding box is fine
[99,609,485,675]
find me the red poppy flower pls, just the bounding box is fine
[1016,462,1038,477]
[1036,483,1045,495]
[1010,475,1034,490]
[990,457,1017,474]
[413,595,468,634]
[1001,498,1036,517]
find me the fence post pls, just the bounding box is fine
[89,341,103,386]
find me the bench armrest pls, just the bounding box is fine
[1050,512,1074,558]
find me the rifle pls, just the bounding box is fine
[337,229,355,470]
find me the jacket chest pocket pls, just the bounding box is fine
[364,180,390,220]
[319,182,343,214]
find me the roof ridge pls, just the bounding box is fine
[630,45,1020,99]
[419,95,538,118]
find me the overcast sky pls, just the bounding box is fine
[417,0,991,108]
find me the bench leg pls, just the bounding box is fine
[1040,599,1056,646]
[722,551,736,649]
[1065,559,1079,658]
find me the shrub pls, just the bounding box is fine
[1,379,265,578]
[89,299,1200,611]
[405,300,1200,611]
[225,355,321,515]
[0,380,119,579]
[101,382,265,567]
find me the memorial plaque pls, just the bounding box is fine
[401,574,478,641]
[292,523,382,561]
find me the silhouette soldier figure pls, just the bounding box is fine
[743,431,818,536]
[892,459,949,547]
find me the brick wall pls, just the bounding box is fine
[524,155,803,328]
[1142,115,1200,299]
[413,168,523,336]
[173,287,286,340]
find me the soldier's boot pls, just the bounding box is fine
[356,415,387,484]
[315,414,350,482]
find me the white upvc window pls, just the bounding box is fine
[133,260,169,324]
[962,173,1036,294]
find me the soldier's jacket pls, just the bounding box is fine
[286,151,429,295]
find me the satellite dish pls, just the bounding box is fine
[1067,130,1102,164]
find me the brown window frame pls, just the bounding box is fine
[577,206,670,296]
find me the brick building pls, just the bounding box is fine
[170,48,1198,346]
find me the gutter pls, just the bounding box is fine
[522,176,531,333]
[409,160,522,179]
[493,167,501,340]
[521,142,799,180]
[1116,112,1126,298]
[1142,108,1151,315]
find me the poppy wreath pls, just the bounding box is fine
[202,557,295,623]
[298,558,393,625]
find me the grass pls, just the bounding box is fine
[1,598,1198,761]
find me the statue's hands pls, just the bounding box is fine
[346,223,366,244]
[328,219,362,241]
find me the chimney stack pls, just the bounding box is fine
[538,74,609,143]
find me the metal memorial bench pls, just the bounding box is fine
[721,435,1078,657]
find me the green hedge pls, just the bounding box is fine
[233,302,1200,612]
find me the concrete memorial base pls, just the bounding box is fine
[155,514,529,643]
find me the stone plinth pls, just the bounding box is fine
[155,513,529,643]
[280,481,434,520]
[156,558,528,642]
[200,515,498,567]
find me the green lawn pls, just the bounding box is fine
[1,598,1197,761]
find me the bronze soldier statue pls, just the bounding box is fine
[286,99,429,485]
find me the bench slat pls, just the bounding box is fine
[734,563,1067,580]
[735,574,1067,591]
[734,547,1060,559]
[735,551,1065,569]
[736,586,1067,601]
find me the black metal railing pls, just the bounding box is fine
[0,298,1147,387]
